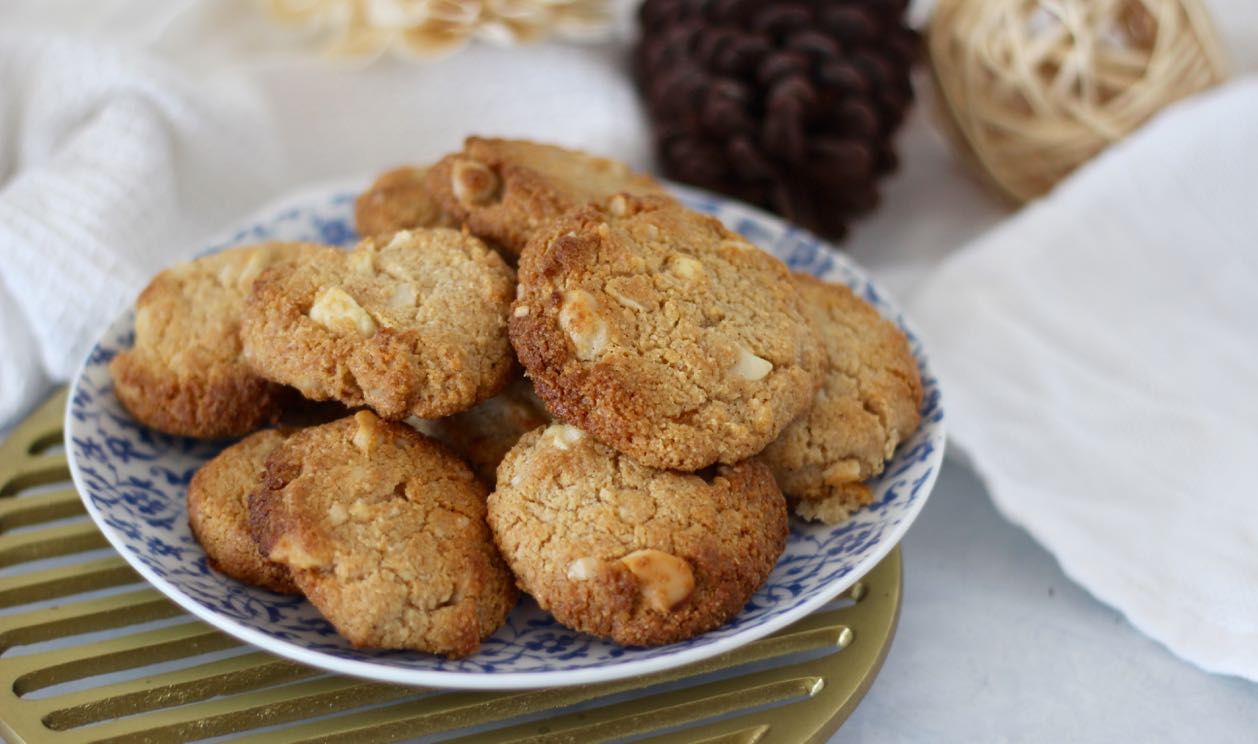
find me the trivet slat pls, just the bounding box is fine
[0,556,136,608]
[0,487,82,532]
[0,520,107,569]
[64,677,417,744]
[9,621,242,697]
[446,669,824,744]
[34,655,314,731]
[0,589,178,652]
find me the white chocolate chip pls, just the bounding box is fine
[234,251,271,291]
[619,549,695,613]
[388,282,418,310]
[721,237,754,252]
[558,289,609,360]
[883,427,900,460]
[384,231,412,250]
[348,245,376,276]
[605,284,646,312]
[730,345,773,381]
[567,557,604,581]
[268,534,322,570]
[823,458,862,485]
[349,498,373,520]
[513,305,530,318]
[351,410,381,455]
[451,158,499,205]
[219,251,271,291]
[327,502,348,527]
[671,255,705,281]
[545,423,584,451]
[310,287,377,338]
[216,261,238,288]
[134,306,154,338]
[608,194,630,217]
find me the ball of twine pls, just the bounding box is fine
[927,0,1227,203]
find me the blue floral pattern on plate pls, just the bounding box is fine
[65,181,946,690]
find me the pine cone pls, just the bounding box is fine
[634,0,917,239]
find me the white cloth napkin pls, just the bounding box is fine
[910,78,1258,681]
[0,30,284,425]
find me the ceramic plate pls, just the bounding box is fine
[65,181,945,690]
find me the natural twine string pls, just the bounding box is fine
[928,0,1227,203]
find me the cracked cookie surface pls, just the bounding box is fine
[760,273,923,525]
[488,423,787,646]
[242,229,516,419]
[250,411,517,657]
[110,242,323,438]
[426,137,670,256]
[354,165,454,238]
[510,194,824,471]
[188,429,298,593]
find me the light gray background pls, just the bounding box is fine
[840,458,1258,742]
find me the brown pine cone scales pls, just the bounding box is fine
[635,0,918,239]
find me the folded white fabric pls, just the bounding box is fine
[910,78,1258,681]
[0,31,283,427]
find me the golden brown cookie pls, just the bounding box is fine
[760,274,923,525]
[354,165,454,238]
[250,411,517,657]
[488,423,787,647]
[110,242,324,438]
[510,194,824,471]
[425,378,551,487]
[426,137,671,256]
[187,429,298,593]
[242,229,516,420]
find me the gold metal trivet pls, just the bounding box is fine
[0,391,901,743]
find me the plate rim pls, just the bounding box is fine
[64,178,946,690]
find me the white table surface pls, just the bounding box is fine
[840,457,1258,742]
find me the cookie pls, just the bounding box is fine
[510,194,824,471]
[760,274,923,524]
[425,378,551,487]
[187,429,298,593]
[110,242,324,438]
[354,165,453,238]
[426,137,670,256]
[242,229,516,420]
[250,411,517,657]
[488,423,787,647]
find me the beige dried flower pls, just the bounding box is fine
[269,0,611,61]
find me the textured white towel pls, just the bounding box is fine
[0,30,283,425]
[910,78,1258,681]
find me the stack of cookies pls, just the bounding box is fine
[110,136,923,657]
